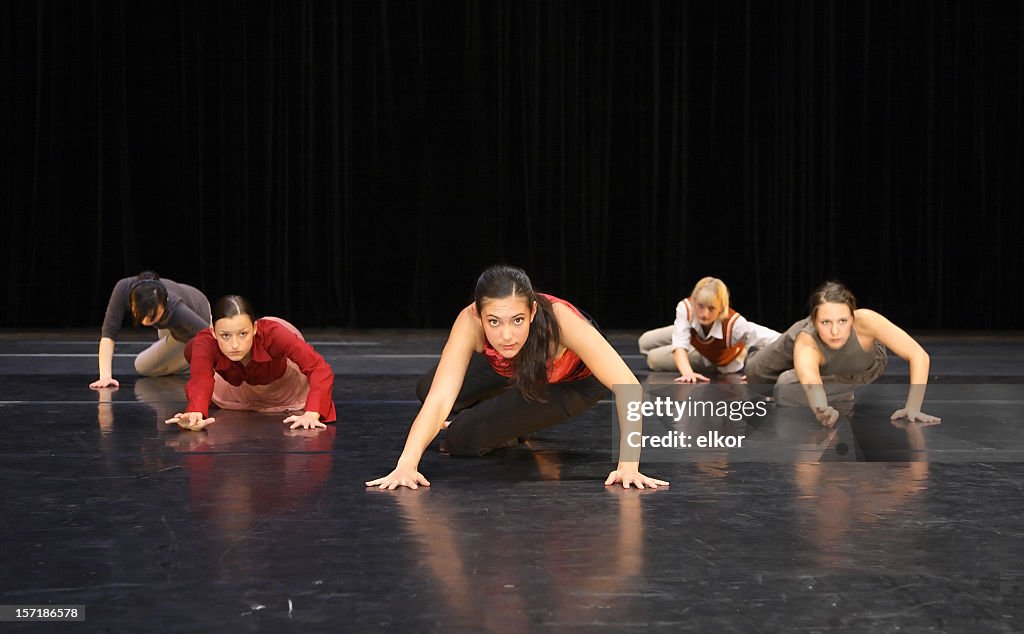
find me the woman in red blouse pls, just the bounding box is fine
[165,295,336,431]
[366,264,668,491]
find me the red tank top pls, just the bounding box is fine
[482,293,594,383]
[682,298,746,366]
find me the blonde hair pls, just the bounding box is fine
[689,277,730,321]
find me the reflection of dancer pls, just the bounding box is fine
[375,485,649,628]
[746,281,939,427]
[367,265,667,490]
[638,277,779,383]
[176,416,336,570]
[133,375,189,429]
[90,271,212,388]
[792,460,928,570]
[165,295,336,431]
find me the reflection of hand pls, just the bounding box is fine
[283,412,327,430]
[674,371,710,384]
[890,408,941,424]
[164,412,216,431]
[890,417,941,431]
[604,482,661,497]
[283,428,324,439]
[813,406,840,427]
[165,433,211,451]
[366,466,431,490]
[604,467,670,489]
[90,378,120,390]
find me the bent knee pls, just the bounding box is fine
[134,357,159,377]
[444,423,489,457]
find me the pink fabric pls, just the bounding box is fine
[210,317,310,414]
[186,316,336,420]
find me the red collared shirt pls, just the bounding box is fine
[184,318,336,421]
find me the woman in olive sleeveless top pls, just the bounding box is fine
[746,281,940,427]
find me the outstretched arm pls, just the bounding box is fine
[673,348,709,383]
[556,304,669,489]
[670,300,709,383]
[856,309,939,423]
[366,307,479,490]
[93,278,133,388]
[793,333,839,426]
[90,337,120,389]
[165,334,219,431]
[268,320,337,427]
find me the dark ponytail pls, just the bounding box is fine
[129,271,167,325]
[474,265,560,402]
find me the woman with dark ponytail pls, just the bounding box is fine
[367,265,668,490]
[90,271,212,388]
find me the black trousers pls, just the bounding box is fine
[416,353,609,457]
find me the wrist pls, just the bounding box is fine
[397,454,421,470]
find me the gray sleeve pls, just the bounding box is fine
[99,278,135,340]
[161,281,212,342]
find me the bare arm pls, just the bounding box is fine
[366,307,480,489]
[855,309,939,423]
[90,337,120,389]
[93,278,134,389]
[793,332,837,426]
[672,348,709,383]
[556,304,668,489]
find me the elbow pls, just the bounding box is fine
[911,350,930,377]
[611,372,641,388]
[908,347,929,367]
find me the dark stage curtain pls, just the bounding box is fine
[3,1,1021,330]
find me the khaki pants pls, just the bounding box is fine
[134,329,190,376]
[637,325,746,374]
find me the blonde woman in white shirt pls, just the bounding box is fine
[638,277,780,383]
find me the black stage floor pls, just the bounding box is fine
[1,330,1022,631]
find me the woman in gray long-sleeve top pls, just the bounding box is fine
[89,271,212,389]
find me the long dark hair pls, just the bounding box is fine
[474,265,559,402]
[129,271,167,325]
[212,295,257,324]
[808,281,857,320]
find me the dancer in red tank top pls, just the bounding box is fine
[367,265,668,491]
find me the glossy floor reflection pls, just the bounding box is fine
[0,331,1022,631]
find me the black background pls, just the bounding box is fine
[3,1,1021,330]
